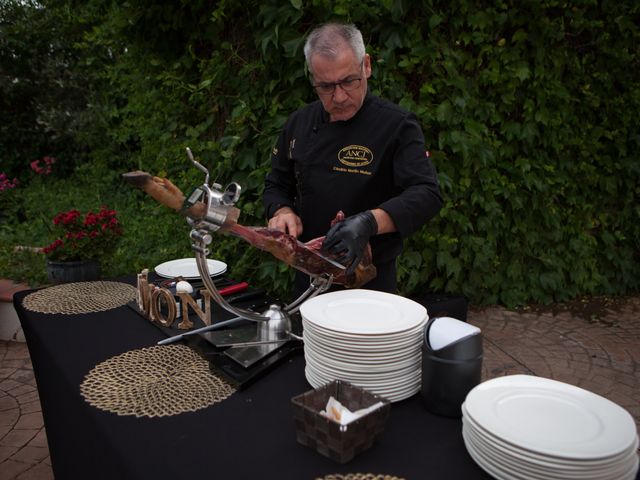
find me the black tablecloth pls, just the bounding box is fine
[14,283,492,480]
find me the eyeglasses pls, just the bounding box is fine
[312,77,362,96]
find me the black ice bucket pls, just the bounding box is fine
[421,317,483,417]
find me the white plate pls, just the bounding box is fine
[304,336,421,366]
[154,258,227,279]
[464,375,638,460]
[304,366,420,403]
[305,345,420,371]
[463,424,640,480]
[464,419,639,478]
[302,317,426,344]
[303,326,423,352]
[305,354,420,383]
[305,358,421,388]
[463,403,639,468]
[300,289,427,335]
[463,428,529,480]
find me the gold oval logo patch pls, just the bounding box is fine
[338,145,373,167]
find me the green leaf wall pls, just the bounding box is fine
[1,0,638,306]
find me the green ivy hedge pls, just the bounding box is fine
[1,0,638,306]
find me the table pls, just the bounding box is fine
[14,282,491,480]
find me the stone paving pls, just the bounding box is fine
[0,342,51,480]
[0,295,639,479]
[472,295,640,435]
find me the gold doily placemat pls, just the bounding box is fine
[22,281,137,314]
[317,475,405,480]
[80,344,235,418]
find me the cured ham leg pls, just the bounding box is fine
[223,216,376,288]
[123,171,376,287]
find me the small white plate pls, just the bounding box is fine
[154,258,227,279]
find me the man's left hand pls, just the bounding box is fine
[322,210,378,275]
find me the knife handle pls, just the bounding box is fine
[218,282,249,296]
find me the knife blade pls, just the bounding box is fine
[226,289,266,304]
[312,250,347,270]
[189,277,234,291]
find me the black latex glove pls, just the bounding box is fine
[322,211,378,275]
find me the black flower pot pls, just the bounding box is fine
[46,259,101,284]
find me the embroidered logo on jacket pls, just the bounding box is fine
[337,145,373,167]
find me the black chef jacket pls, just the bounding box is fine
[264,92,442,292]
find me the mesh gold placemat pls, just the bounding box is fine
[317,475,405,480]
[22,281,137,314]
[80,344,235,418]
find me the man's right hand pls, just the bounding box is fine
[268,207,303,237]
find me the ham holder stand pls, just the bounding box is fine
[132,148,339,384]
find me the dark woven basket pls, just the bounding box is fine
[291,380,391,463]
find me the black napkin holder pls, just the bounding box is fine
[421,317,483,417]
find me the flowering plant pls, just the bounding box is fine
[0,172,19,217]
[31,156,56,175]
[0,172,19,191]
[42,206,123,262]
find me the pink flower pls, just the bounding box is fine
[83,213,98,226]
[0,173,18,191]
[53,209,81,226]
[30,156,56,175]
[42,239,64,255]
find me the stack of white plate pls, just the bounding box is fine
[299,289,428,403]
[462,375,639,480]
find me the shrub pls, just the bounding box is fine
[1,0,638,307]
